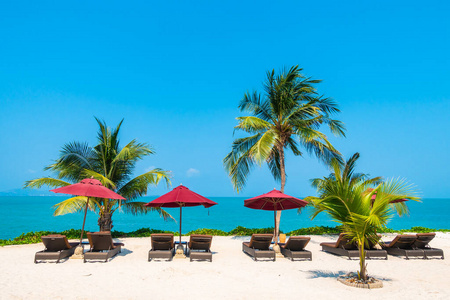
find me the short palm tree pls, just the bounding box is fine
[25,118,172,231]
[224,65,345,235]
[306,153,419,282]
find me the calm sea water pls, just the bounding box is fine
[0,197,448,240]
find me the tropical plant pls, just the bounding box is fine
[224,65,345,235]
[4,226,445,246]
[24,118,172,231]
[306,153,419,282]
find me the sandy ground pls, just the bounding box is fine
[1,233,449,300]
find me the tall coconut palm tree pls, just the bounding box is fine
[306,153,419,282]
[24,118,172,231]
[224,65,345,236]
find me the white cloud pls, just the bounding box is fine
[145,166,156,172]
[186,168,200,177]
[27,169,36,174]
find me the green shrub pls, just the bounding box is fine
[187,228,229,236]
[286,226,340,235]
[400,226,450,233]
[111,228,176,238]
[1,226,449,246]
[228,226,277,236]
[0,229,87,246]
[377,227,398,233]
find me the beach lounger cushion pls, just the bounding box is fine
[382,234,424,259]
[148,233,174,261]
[414,233,436,248]
[188,234,213,262]
[384,234,417,248]
[321,233,387,260]
[242,234,275,261]
[280,236,312,261]
[320,233,357,258]
[414,233,444,259]
[34,235,78,263]
[84,232,123,263]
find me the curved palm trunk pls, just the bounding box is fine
[358,239,367,282]
[98,210,113,231]
[275,145,286,241]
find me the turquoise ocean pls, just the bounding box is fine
[0,197,449,240]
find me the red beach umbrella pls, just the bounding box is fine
[244,189,308,244]
[144,185,217,244]
[50,178,125,245]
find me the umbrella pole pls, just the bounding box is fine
[79,197,90,245]
[179,206,182,244]
[273,208,277,245]
[174,205,186,258]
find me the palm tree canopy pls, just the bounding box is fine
[306,152,420,236]
[305,152,420,281]
[224,65,346,192]
[24,118,173,221]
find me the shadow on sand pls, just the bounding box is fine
[304,269,393,282]
[305,270,348,279]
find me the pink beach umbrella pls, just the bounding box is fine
[144,185,217,245]
[244,189,308,245]
[50,178,125,245]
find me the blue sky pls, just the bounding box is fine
[0,1,449,198]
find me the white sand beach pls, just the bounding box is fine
[1,233,449,300]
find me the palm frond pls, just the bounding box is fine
[285,137,302,156]
[234,116,271,133]
[327,119,346,137]
[225,152,255,193]
[239,91,273,122]
[45,141,95,182]
[112,140,154,164]
[81,169,117,189]
[250,129,276,165]
[314,96,341,115]
[267,148,281,182]
[286,103,320,122]
[24,178,71,189]
[53,196,99,216]
[118,169,171,200]
[120,201,175,221]
[376,178,420,216]
[342,153,360,181]
[224,133,264,192]
[300,135,341,164]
